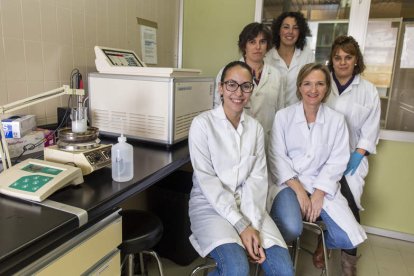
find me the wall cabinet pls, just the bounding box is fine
[314,22,348,64]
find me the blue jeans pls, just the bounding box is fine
[270,188,303,243]
[209,243,294,276]
[270,187,355,249]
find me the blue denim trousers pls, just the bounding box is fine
[270,187,355,249]
[208,243,294,276]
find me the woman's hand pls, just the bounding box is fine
[308,189,325,222]
[296,189,312,219]
[344,150,365,176]
[287,178,311,218]
[240,226,266,264]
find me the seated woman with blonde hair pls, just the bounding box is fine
[267,63,366,276]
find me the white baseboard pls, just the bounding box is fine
[363,225,414,242]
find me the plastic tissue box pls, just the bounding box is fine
[2,115,36,138]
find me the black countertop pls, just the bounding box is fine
[0,139,190,275]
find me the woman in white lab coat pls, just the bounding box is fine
[213,22,284,146]
[264,12,315,107]
[189,61,293,276]
[267,63,366,275]
[325,35,380,274]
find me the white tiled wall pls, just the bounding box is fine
[0,0,179,125]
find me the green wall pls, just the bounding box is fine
[361,139,414,235]
[182,0,256,77]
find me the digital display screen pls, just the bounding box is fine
[22,164,63,175]
[102,49,144,67]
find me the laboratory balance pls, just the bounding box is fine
[44,127,112,175]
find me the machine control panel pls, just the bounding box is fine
[84,146,111,168]
[44,144,112,175]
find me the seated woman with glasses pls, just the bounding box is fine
[267,63,366,273]
[189,61,294,276]
[213,22,284,146]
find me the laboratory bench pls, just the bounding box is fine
[0,138,190,275]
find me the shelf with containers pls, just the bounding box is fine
[362,19,401,128]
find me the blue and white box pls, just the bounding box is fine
[1,115,36,138]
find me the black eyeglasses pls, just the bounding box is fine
[222,80,254,94]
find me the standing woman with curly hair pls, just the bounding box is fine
[265,11,315,107]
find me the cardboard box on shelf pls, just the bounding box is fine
[1,115,36,138]
[1,129,55,160]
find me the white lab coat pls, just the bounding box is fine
[264,47,315,107]
[213,60,285,145]
[267,102,367,247]
[326,74,381,209]
[188,106,286,257]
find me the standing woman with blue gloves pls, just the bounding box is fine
[325,35,380,275]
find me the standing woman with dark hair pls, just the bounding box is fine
[265,11,315,107]
[190,61,294,276]
[214,22,284,146]
[325,35,380,275]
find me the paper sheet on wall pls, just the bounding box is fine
[140,25,157,65]
[401,25,414,69]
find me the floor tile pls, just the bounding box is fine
[358,244,379,276]
[369,234,399,250]
[373,246,409,275]
[395,239,414,254]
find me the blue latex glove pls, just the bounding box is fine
[344,151,364,176]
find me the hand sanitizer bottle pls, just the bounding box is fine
[111,134,133,182]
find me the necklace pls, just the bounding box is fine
[251,64,263,85]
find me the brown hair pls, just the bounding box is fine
[327,35,366,75]
[238,22,272,57]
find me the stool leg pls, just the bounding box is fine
[253,263,260,276]
[293,237,300,274]
[126,254,135,276]
[142,250,164,276]
[139,253,146,276]
[320,231,329,276]
[190,263,217,276]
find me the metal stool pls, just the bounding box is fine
[293,221,330,276]
[190,256,260,276]
[119,209,164,276]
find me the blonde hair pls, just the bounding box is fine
[296,63,331,103]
